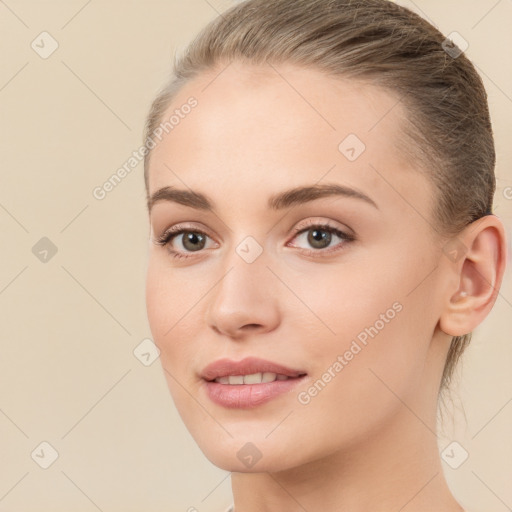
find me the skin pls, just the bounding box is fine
[145,61,507,512]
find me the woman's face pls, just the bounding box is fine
[145,62,452,472]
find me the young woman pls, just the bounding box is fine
[143,0,507,510]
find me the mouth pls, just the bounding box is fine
[200,357,307,408]
[209,371,304,385]
[201,356,307,381]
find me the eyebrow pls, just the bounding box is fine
[147,183,378,213]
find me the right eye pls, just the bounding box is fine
[154,226,216,259]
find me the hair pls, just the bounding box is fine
[142,0,496,393]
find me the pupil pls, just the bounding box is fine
[184,232,205,251]
[308,229,331,249]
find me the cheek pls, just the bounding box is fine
[291,254,436,405]
[289,312,429,452]
[146,261,206,419]
[146,255,203,335]
[145,261,171,342]
[145,258,202,368]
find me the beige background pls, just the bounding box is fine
[0,0,510,511]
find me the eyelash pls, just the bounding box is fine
[154,220,355,260]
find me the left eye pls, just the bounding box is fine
[289,224,354,252]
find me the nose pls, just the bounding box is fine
[205,250,281,340]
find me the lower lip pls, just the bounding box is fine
[203,376,307,408]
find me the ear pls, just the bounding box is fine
[439,214,508,337]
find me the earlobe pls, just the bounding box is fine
[439,215,507,337]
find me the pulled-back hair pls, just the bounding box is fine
[143,0,496,391]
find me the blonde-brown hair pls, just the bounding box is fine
[143,0,496,391]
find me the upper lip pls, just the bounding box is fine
[200,356,307,381]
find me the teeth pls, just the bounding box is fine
[213,372,292,384]
[243,372,263,384]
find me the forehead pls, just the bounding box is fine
[147,62,429,218]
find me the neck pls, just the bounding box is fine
[231,395,463,512]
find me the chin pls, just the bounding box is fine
[203,450,291,473]
[192,432,311,474]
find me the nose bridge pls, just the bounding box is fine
[205,236,281,336]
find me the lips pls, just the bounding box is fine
[200,356,307,381]
[200,357,308,408]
